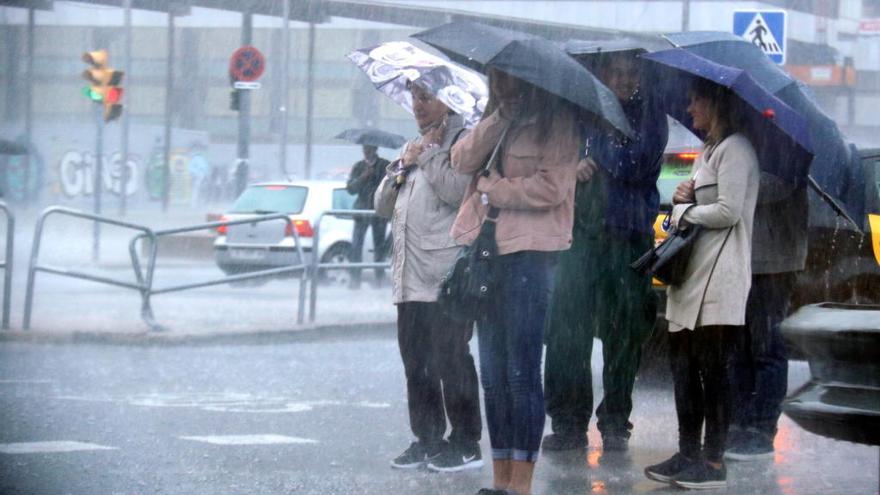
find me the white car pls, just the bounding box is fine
[213,180,383,285]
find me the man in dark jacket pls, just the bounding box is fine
[346,144,390,289]
[543,51,668,452]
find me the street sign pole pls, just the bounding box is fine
[279,0,290,178]
[162,10,175,213]
[93,103,104,262]
[119,0,132,217]
[237,12,253,191]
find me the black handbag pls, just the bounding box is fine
[438,129,508,322]
[631,217,703,286]
[438,208,499,322]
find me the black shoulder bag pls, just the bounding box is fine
[438,129,508,322]
[630,213,703,286]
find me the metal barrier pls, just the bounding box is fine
[23,206,156,330]
[0,202,13,329]
[308,209,391,322]
[24,208,308,332]
[131,213,308,331]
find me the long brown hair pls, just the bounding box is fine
[689,78,745,147]
[486,68,572,142]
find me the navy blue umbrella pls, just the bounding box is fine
[335,128,406,149]
[412,21,634,138]
[663,31,862,228]
[642,48,814,190]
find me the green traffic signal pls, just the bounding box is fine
[81,86,103,101]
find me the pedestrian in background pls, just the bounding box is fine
[374,80,483,473]
[542,50,668,454]
[188,142,210,208]
[346,144,390,289]
[451,68,579,495]
[644,79,759,490]
[726,176,808,460]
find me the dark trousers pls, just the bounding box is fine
[544,235,656,438]
[397,302,481,446]
[728,273,795,438]
[478,251,556,462]
[350,217,388,286]
[669,325,735,463]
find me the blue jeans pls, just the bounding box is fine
[477,251,556,462]
[728,273,794,438]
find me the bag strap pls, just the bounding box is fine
[694,225,735,322]
[481,127,510,221]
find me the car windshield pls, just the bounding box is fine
[229,185,308,214]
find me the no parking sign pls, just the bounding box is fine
[229,46,266,82]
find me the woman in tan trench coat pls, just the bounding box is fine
[644,79,759,490]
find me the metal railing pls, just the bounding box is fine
[308,209,391,322]
[24,208,308,332]
[131,213,308,331]
[0,202,13,329]
[23,207,156,330]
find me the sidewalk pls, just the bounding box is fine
[2,204,397,345]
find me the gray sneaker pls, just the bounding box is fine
[390,441,444,469]
[427,442,484,472]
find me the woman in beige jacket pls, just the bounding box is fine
[451,68,579,495]
[645,80,759,490]
[374,82,483,473]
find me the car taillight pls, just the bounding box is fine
[285,219,313,238]
[216,215,229,235]
[676,152,699,161]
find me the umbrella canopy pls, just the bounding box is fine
[663,31,863,227]
[642,48,814,187]
[412,21,634,138]
[564,36,668,58]
[335,128,406,149]
[347,41,488,128]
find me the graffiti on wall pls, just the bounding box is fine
[58,150,139,198]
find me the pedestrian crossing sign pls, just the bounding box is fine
[733,10,787,65]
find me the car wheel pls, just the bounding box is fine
[320,243,352,287]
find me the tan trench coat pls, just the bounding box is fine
[666,133,760,332]
[374,114,471,304]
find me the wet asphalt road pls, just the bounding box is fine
[1,334,878,495]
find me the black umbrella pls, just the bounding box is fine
[335,128,406,149]
[663,31,861,229]
[564,36,668,58]
[412,21,633,138]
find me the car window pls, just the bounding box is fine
[230,185,308,214]
[657,155,696,207]
[332,188,357,210]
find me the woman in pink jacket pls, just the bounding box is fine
[451,68,580,495]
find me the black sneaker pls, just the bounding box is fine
[601,434,628,452]
[427,442,484,472]
[672,460,727,490]
[475,490,506,495]
[541,433,587,452]
[644,452,698,484]
[724,431,774,461]
[390,441,443,469]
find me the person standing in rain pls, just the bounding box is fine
[542,51,668,453]
[644,79,759,490]
[451,68,579,495]
[346,143,390,289]
[724,166,808,460]
[374,80,483,473]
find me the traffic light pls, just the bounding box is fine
[81,49,124,122]
[230,88,240,111]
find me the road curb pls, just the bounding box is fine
[0,320,397,347]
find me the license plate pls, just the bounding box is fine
[229,248,267,261]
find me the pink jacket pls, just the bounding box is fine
[450,108,579,255]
